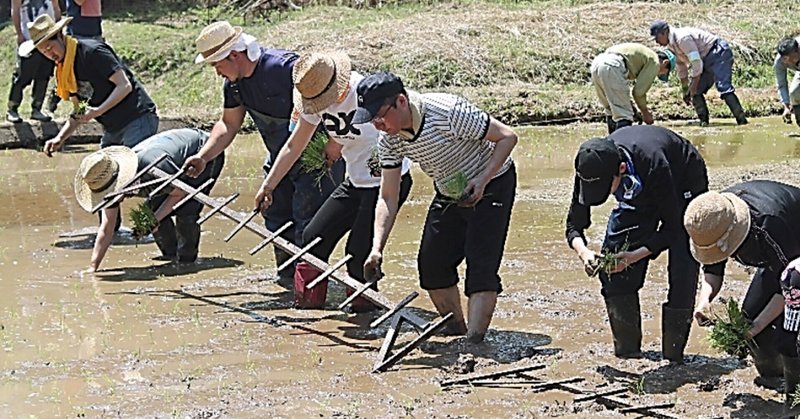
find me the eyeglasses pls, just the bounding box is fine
[371,101,397,124]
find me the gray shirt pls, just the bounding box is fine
[774,37,800,105]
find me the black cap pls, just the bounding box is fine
[575,137,621,206]
[649,20,669,37]
[352,72,405,124]
[778,38,800,56]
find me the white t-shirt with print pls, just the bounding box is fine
[300,71,410,188]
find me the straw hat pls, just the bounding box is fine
[74,147,138,212]
[293,51,352,114]
[194,21,243,64]
[684,191,751,265]
[18,14,73,57]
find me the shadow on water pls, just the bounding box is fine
[724,393,785,418]
[95,256,243,281]
[597,353,746,395]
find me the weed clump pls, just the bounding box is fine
[708,298,755,359]
[130,201,158,241]
[300,130,330,185]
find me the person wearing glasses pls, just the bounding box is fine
[183,21,339,283]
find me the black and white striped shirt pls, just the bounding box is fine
[379,92,512,199]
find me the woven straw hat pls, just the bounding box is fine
[18,14,73,57]
[74,147,138,212]
[194,21,243,64]
[293,51,352,114]
[684,191,751,265]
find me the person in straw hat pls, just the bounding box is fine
[684,180,800,409]
[183,21,340,283]
[356,72,518,343]
[565,125,708,363]
[22,14,158,156]
[7,0,60,123]
[254,52,413,312]
[76,129,224,272]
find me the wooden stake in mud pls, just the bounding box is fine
[439,364,547,387]
[372,312,454,373]
[248,222,293,255]
[171,178,215,211]
[197,193,240,225]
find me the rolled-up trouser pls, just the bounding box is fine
[696,39,735,97]
[590,53,634,123]
[100,111,160,149]
[743,268,799,357]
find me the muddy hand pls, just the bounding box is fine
[363,251,383,283]
[694,308,713,327]
[43,137,64,157]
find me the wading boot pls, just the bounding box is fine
[274,246,295,284]
[751,344,784,389]
[793,105,800,128]
[293,262,327,309]
[722,93,748,125]
[604,294,642,358]
[614,119,632,130]
[605,115,616,134]
[152,218,177,261]
[662,304,693,364]
[783,355,800,417]
[691,95,710,126]
[175,215,201,263]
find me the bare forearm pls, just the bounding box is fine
[90,209,117,270]
[199,120,238,162]
[153,191,186,221]
[697,273,723,306]
[481,135,516,182]
[58,117,83,142]
[372,197,398,254]
[263,125,313,191]
[751,294,785,336]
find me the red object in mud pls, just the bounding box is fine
[294,262,327,308]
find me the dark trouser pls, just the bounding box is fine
[100,112,160,149]
[8,50,54,111]
[263,158,343,277]
[418,164,516,296]
[302,174,412,283]
[696,39,735,98]
[743,268,798,358]
[150,153,225,262]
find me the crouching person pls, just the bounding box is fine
[684,180,800,411]
[566,125,708,362]
[75,129,224,271]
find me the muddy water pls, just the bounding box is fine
[1,119,799,417]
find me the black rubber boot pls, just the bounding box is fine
[176,214,201,263]
[274,246,295,282]
[662,304,693,364]
[604,294,642,358]
[691,94,710,126]
[783,355,800,417]
[614,119,632,130]
[152,217,177,260]
[793,105,800,128]
[605,115,616,134]
[752,344,785,379]
[722,92,748,125]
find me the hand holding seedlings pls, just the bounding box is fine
[461,175,489,207]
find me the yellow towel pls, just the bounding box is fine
[55,36,78,101]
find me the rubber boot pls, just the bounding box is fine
[614,119,632,130]
[793,105,800,128]
[751,344,785,380]
[274,246,295,282]
[662,304,693,364]
[604,294,642,358]
[783,355,800,417]
[293,262,327,309]
[175,214,201,263]
[152,217,177,261]
[605,115,616,134]
[691,94,710,126]
[722,92,748,125]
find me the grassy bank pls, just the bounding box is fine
[1,0,796,125]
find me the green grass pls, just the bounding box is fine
[0,0,792,123]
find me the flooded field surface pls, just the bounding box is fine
[2,119,800,418]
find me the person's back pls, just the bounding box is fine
[65,0,102,39]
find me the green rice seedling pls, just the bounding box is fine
[792,386,800,408]
[440,170,469,202]
[589,241,629,277]
[300,130,329,185]
[129,201,158,241]
[708,297,755,359]
[70,99,88,120]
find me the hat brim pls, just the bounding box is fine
[293,51,352,115]
[194,26,243,64]
[352,99,384,125]
[18,17,72,57]
[74,146,139,212]
[578,175,613,206]
[689,192,751,265]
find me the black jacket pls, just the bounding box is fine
[565,125,708,256]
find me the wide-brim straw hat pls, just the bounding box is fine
[194,21,243,64]
[18,14,73,57]
[292,51,352,115]
[74,146,138,212]
[684,191,751,265]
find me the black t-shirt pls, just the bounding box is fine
[72,39,156,132]
[704,180,800,277]
[565,125,708,256]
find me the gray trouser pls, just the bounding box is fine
[591,53,633,122]
[100,112,159,149]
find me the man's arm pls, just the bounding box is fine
[632,62,658,124]
[565,176,597,275]
[153,189,187,222]
[43,116,82,157]
[52,0,61,18]
[677,37,704,96]
[11,0,22,45]
[363,167,403,279]
[88,206,118,272]
[748,294,786,339]
[255,117,316,211]
[462,117,517,206]
[694,269,724,325]
[184,106,245,177]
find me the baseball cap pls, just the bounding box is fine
[649,20,669,37]
[575,137,622,206]
[352,72,405,124]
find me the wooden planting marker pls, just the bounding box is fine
[372,312,454,373]
[197,193,239,225]
[305,255,352,289]
[439,364,546,387]
[223,208,260,242]
[337,279,379,310]
[248,222,293,255]
[148,167,186,198]
[276,237,322,272]
[172,178,215,211]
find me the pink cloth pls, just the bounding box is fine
[668,27,718,80]
[80,0,101,17]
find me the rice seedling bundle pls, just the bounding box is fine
[130,201,158,241]
[300,130,329,185]
[708,297,755,359]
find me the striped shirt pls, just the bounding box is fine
[379,92,512,199]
